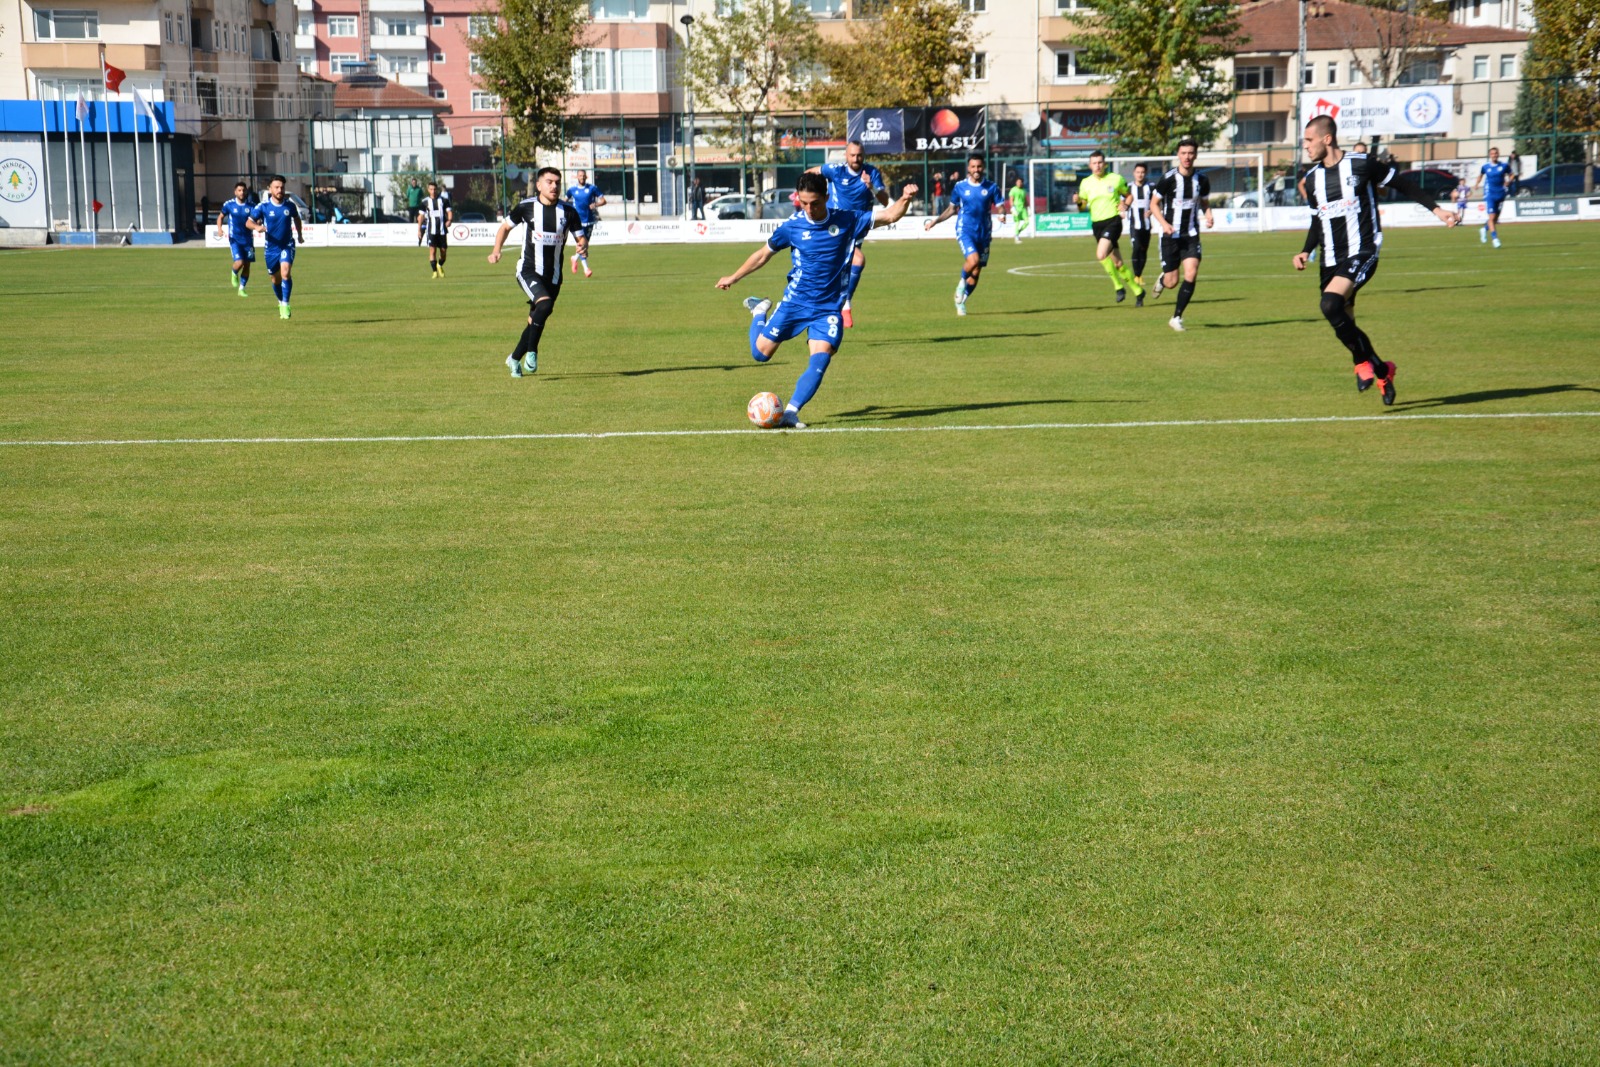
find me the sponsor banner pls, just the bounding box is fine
[0,136,47,229]
[1510,198,1578,218]
[1578,197,1600,221]
[1034,213,1092,234]
[1300,86,1452,138]
[846,106,986,155]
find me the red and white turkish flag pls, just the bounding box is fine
[101,54,127,94]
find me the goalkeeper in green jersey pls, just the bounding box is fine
[1075,150,1144,304]
[1006,177,1029,243]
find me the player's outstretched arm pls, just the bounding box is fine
[1389,172,1457,226]
[872,185,919,230]
[486,219,515,264]
[716,245,776,290]
[923,199,956,230]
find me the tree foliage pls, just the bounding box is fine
[469,0,589,162]
[1334,0,1447,88]
[1512,0,1600,168]
[1070,0,1242,154]
[683,0,822,192]
[809,0,982,110]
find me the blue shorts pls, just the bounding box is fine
[229,239,255,263]
[575,221,594,239]
[264,243,295,272]
[762,301,844,352]
[957,234,992,265]
[1485,197,1505,215]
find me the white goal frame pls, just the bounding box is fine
[1024,152,1267,235]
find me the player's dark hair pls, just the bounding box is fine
[967,153,984,166]
[1305,115,1338,142]
[234,180,248,191]
[847,139,864,150]
[1174,137,1199,152]
[537,166,561,181]
[1133,161,1147,171]
[268,174,286,185]
[1089,150,1104,161]
[795,171,827,197]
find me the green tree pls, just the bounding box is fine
[810,0,982,110]
[1512,0,1600,176]
[469,0,589,162]
[683,0,822,207]
[1069,0,1242,153]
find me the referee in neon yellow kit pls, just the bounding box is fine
[1076,150,1144,304]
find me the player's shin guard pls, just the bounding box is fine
[789,350,833,411]
[281,278,292,304]
[272,279,283,301]
[846,262,864,302]
[1175,279,1196,317]
[748,315,770,362]
[1320,291,1382,376]
[515,298,554,358]
[1100,257,1122,289]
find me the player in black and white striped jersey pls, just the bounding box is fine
[1148,138,1214,332]
[1124,162,1155,308]
[1293,115,1456,405]
[417,181,452,278]
[487,167,589,378]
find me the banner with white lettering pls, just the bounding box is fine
[847,107,987,155]
[1300,87,1452,138]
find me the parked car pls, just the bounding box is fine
[703,190,797,220]
[1516,163,1600,197]
[458,212,488,223]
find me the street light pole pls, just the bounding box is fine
[680,13,696,220]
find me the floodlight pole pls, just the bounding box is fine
[680,13,696,219]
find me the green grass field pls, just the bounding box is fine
[3,224,1598,1064]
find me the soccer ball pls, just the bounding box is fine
[747,392,783,428]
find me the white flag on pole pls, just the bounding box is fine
[75,89,89,122]
[131,86,159,126]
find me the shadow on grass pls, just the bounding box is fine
[1201,318,1320,329]
[543,362,763,379]
[831,398,1142,421]
[1388,283,1488,295]
[1394,383,1600,410]
[983,297,1246,316]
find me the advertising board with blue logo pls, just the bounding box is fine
[1298,87,1452,138]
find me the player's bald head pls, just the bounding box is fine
[1306,115,1338,143]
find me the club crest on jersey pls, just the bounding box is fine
[828,225,840,236]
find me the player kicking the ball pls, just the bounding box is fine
[925,154,1003,316]
[1294,115,1457,405]
[716,173,918,428]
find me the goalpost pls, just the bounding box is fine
[1023,152,1267,236]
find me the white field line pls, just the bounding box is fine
[2,411,1596,449]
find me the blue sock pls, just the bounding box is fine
[282,278,292,304]
[789,349,833,411]
[238,274,246,290]
[749,315,771,362]
[965,275,977,297]
[272,279,282,301]
[846,262,864,302]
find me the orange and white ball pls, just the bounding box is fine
[747,392,783,428]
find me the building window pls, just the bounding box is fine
[177,17,184,43]
[432,15,444,25]
[791,59,829,88]
[592,0,648,18]
[164,12,173,41]
[1326,62,1337,85]
[1057,51,1097,81]
[1499,54,1515,78]
[468,15,495,36]
[330,52,359,73]
[472,126,499,146]
[432,89,447,99]
[297,55,317,74]
[1470,110,1487,135]
[386,54,420,72]
[328,15,357,36]
[1234,117,1277,144]
[966,51,986,81]
[1055,0,1095,10]
[1234,65,1275,91]
[714,0,742,14]
[1303,64,1314,86]
[1348,62,1361,84]
[1498,109,1515,132]
[1398,58,1441,84]
[616,48,659,92]
[572,49,609,92]
[471,90,501,110]
[433,52,445,62]
[296,14,311,35]
[34,9,99,39]
[1473,55,1488,79]
[378,17,420,35]
[470,53,485,74]
[962,0,985,11]
[795,0,843,12]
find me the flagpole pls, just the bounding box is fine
[137,89,166,234]
[38,91,54,230]
[130,90,145,230]
[77,92,91,235]
[100,49,120,232]
[62,98,75,229]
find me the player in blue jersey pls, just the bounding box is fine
[565,170,605,278]
[247,175,304,320]
[1473,146,1512,248]
[215,181,255,298]
[923,154,1003,316]
[806,139,889,329]
[716,172,918,429]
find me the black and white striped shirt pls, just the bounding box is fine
[1127,180,1154,232]
[419,193,451,237]
[508,195,585,284]
[1302,152,1396,264]
[1153,169,1210,238]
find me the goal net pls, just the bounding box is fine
[1023,152,1267,236]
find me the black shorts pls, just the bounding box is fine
[1160,234,1202,273]
[1091,217,1123,244]
[427,233,448,249]
[517,272,561,306]
[1320,252,1380,295]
